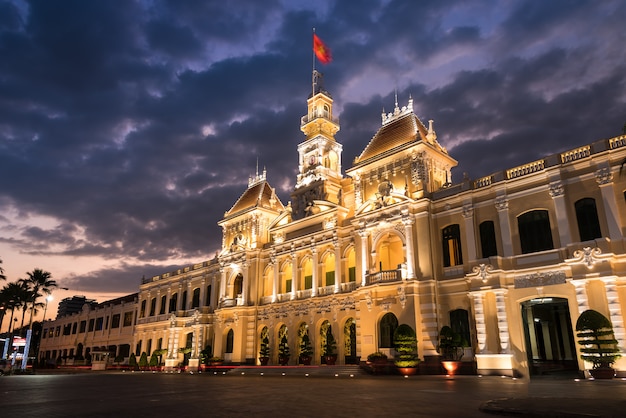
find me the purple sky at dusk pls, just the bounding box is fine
[1,0,625,320]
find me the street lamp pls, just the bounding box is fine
[42,295,53,324]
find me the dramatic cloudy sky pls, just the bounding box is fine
[1,0,625,317]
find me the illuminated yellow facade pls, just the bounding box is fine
[42,72,626,378]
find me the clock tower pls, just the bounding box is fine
[291,71,343,219]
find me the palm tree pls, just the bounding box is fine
[25,268,57,329]
[0,257,6,281]
[1,281,27,335]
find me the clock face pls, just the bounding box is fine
[309,155,316,166]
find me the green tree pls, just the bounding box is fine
[149,353,159,368]
[393,324,419,368]
[576,309,621,369]
[128,353,138,370]
[139,352,149,369]
[0,257,6,281]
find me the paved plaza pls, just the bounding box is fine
[1,369,626,417]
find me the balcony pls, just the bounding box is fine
[366,269,401,285]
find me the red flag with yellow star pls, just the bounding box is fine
[313,33,332,64]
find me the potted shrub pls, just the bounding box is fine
[323,326,337,365]
[366,351,389,375]
[393,324,419,375]
[576,309,621,379]
[259,335,270,365]
[128,353,138,371]
[139,352,149,371]
[153,348,168,369]
[438,325,466,375]
[299,333,313,365]
[208,356,224,366]
[278,335,290,365]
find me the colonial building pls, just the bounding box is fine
[41,71,626,378]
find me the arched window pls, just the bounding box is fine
[191,288,200,309]
[379,313,398,348]
[169,293,178,313]
[302,258,313,289]
[518,210,553,254]
[346,248,356,282]
[442,224,463,267]
[233,274,243,297]
[226,329,234,353]
[139,300,146,318]
[146,339,152,355]
[479,220,498,258]
[575,198,602,241]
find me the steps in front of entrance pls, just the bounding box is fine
[218,364,368,377]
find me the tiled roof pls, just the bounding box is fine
[354,113,427,164]
[225,180,282,217]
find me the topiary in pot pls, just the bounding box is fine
[259,335,270,365]
[139,352,149,370]
[576,309,621,379]
[149,353,159,370]
[393,324,419,374]
[299,333,313,365]
[323,326,337,365]
[128,353,138,371]
[278,335,290,365]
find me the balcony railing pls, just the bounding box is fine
[366,269,401,285]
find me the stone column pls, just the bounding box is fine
[495,197,513,257]
[271,253,278,303]
[219,266,227,303]
[358,229,369,287]
[311,246,318,297]
[494,289,510,353]
[402,214,416,279]
[291,251,298,300]
[462,204,477,261]
[334,236,342,293]
[241,262,248,306]
[596,167,623,239]
[549,181,572,246]
[470,292,487,353]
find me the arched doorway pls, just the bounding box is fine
[521,297,577,376]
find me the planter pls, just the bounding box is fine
[590,367,615,379]
[325,355,337,365]
[209,361,223,366]
[397,367,418,376]
[259,356,270,366]
[441,360,461,376]
[279,356,290,366]
[299,356,312,365]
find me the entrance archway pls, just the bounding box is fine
[521,297,577,376]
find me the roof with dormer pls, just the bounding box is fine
[352,99,448,168]
[224,178,284,219]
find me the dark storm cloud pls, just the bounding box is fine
[0,0,625,293]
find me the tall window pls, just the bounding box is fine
[442,224,463,267]
[206,285,212,306]
[226,329,234,353]
[518,210,553,254]
[139,300,146,318]
[379,313,398,348]
[191,288,200,309]
[159,295,166,315]
[233,274,243,297]
[149,298,156,316]
[169,293,178,313]
[575,198,602,241]
[479,220,498,258]
[181,291,187,311]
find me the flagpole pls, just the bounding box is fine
[312,27,316,98]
